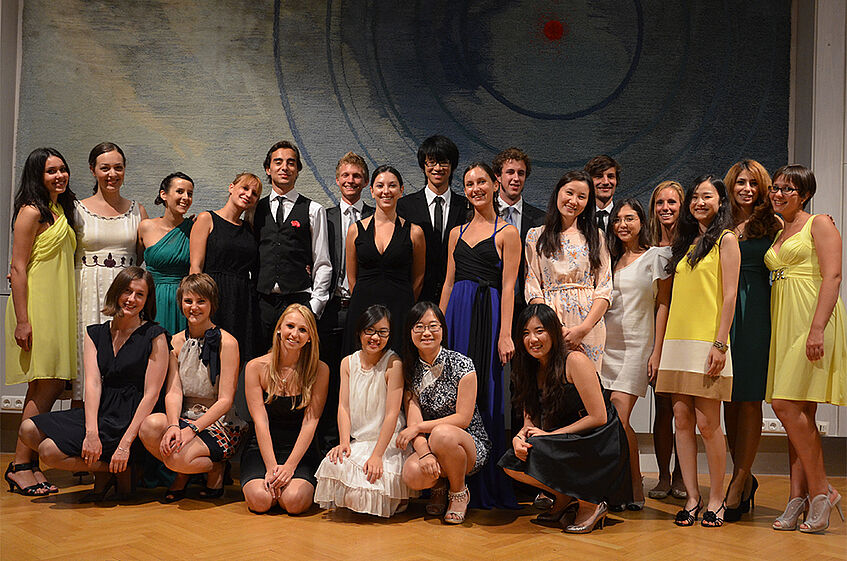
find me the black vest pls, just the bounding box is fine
[255,194,313,294]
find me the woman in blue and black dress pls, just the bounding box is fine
[439,162,521,509]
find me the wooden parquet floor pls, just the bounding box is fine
[1,454,844,561]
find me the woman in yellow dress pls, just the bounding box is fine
[656,175,740,527]
[765,165,846,534]
[4,148,78,495]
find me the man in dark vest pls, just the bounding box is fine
[397,134,469,304]
[316,152,374,453]
[254,140,332,350]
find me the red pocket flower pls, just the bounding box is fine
[291,220,301,228]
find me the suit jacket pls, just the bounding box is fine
[516,201,546,318]
[319,201,375,332]
[397,188,469,304]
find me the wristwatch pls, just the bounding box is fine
[713,340,729,353]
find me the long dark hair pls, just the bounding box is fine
[607,198,651,272]
[511,304,570,425]
[536,170,602,275]
[667,175,733,274]
[724,159,780,240]
[401,301,447,390]
[354,304,392,351]
[13,147,77,230]
[462,162,500,222]
[88,142,126,194]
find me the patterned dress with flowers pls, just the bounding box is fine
[524,227,612,372]
[73,200,142,400]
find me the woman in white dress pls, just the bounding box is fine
[600,198,672,510]
[73,142,147,404]
[315,305,410,517]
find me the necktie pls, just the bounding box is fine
[275,195,286,225]
[340,206,356,292]
[434,195,444,239]
[504,205,517,228]
[596,209,608,231]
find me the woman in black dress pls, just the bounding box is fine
[343,165,425,354]
[19,267,169,500]
[240,304,329,514]
[499,304,631,534]
[190,172,263,361]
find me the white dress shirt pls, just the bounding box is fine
[424,186,453,240]
[268,187,332,317]
[337,198,365,296]
[499,194,524,233]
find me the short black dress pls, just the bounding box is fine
[240,394,321,487]
[32,321,168,460]
[204,211,261,361]
[498,376,632,505]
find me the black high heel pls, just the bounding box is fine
[740,475,758,514]
[78,474,117,503]
[5,462,47,496]
[702,502,727,527]
[31,459,59,494]
[674,498,702,526]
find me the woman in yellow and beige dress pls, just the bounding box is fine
[5,148,78,495]
[765,165,846,534]
[656,175,740,528]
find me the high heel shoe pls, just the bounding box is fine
[443,486,470,525]
[5,462,47,496]
[426,480,448,516]
[564,502,608,534]
[78,475,117,503]
[772,496,808,531]
[828,484,845,522]
[536,500,578,525]
[701,502,726,527]
[799,494,834,533]
[739,475,758,514]
[674,498,702,527]
[31,461,59,494]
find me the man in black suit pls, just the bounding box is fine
[397,134,469,304]
[316,152,374,452]
[584,154,620,233]
[253,140,332,351]
[493,147,545,319]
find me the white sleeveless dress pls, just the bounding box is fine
[314,350,411,517]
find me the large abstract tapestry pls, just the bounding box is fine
[16,0,790,210]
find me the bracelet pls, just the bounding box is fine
[166,424,179,429]
[514,434,525,441]
[419,452,434,460]
[117,446,129,453]
[713,340,729,353]
[185,421,200,434]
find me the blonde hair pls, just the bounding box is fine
[265,304,321,409]
[335,151,369,181]
[647,180,684,246]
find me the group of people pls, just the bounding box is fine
[4,136,846,535]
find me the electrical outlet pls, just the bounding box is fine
[1,395,24,411]
[816,421,829,435]
[762,418,785,433]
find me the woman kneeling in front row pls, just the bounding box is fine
[499,304,631,533]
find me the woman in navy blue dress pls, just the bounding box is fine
[440,162,521,508]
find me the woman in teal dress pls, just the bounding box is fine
[722,160,781,522]
[138,172,195,335]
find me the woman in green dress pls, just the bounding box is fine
[5,148,78,495]
[722,160,781,522]
[138,172,195,335]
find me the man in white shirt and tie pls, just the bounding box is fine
[253,140,332,351]
[317,151,374,453]
[584,154,620,233]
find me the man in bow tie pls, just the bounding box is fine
[584,155,620,233]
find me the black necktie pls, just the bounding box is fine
[276,196,286,225]
[596,209,608,231]
[434,195,444,239]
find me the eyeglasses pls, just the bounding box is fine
[769,185,799,194]
[412,322,442,334]
[611,216,639,225]
[424,160,449,170]
[363,327,390,338]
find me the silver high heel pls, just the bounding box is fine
[564,501,608,534]
[828,484,845,522]
[799,494,833,534]
[772,496,808,531]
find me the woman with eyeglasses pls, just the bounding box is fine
[601,198,673,510]
[765,165,845,533]
[314,305,410,517]
[396,302,491,524]
[721,160,782,522]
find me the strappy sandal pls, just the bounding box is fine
[4,462,48,496]
[701,502,726,527]
[426,480,448,515]
[31,463,58,494]
[444,486,470,525]
[674,498,702,527]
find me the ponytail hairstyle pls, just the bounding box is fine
[88,142,126,194]
[155,172,194,206]
[462,162,500,222]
